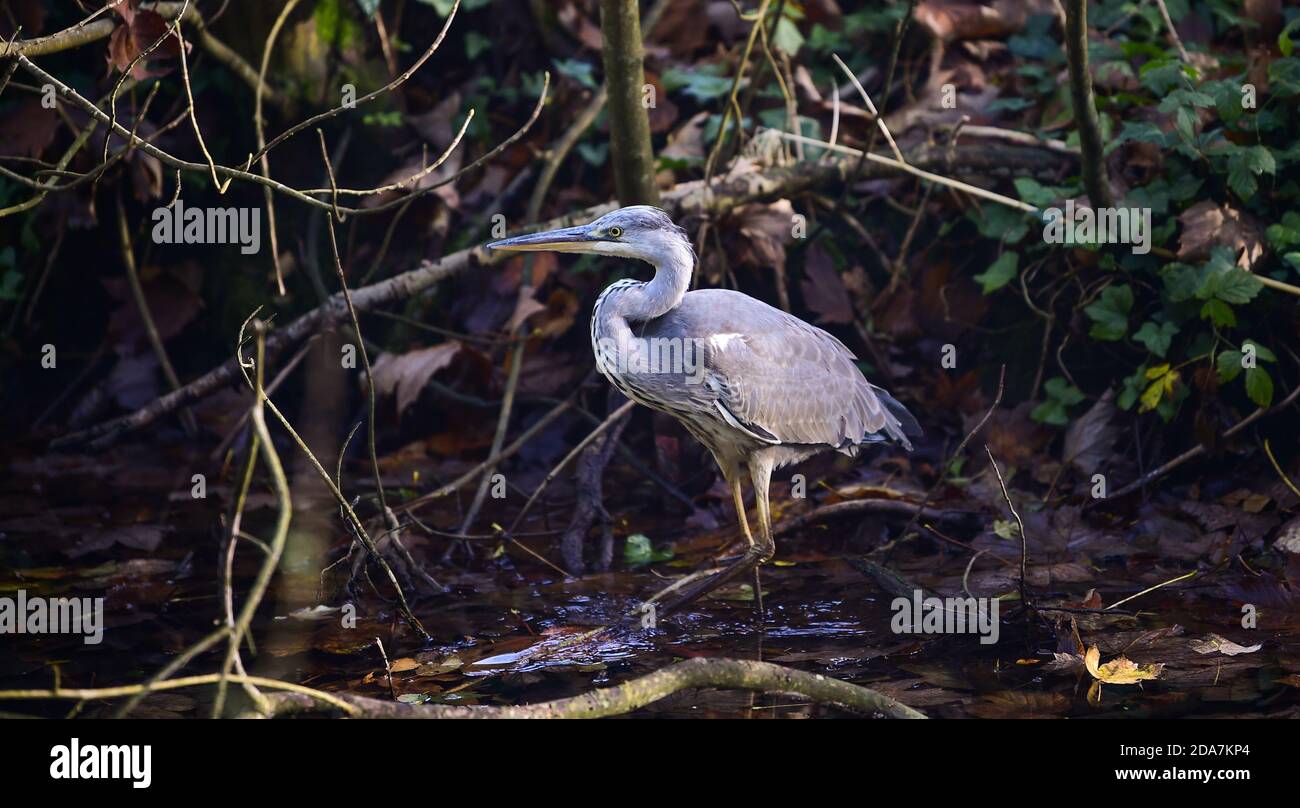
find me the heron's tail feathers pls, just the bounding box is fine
[874,387,922,450]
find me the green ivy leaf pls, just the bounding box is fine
[1243,339,1277,363]
[1014,177,1072,207]
[1032,377,1085,425]
[974,252,1018,294]
[1031,399,1067,425]
[1245,367,1274,407]
[1225,145,1276,200]
[1118,367,1147,411]
[1044,376,1085,406]
[1200,298,1237,327]
[1084,284,1134,341]
[552,58,598,90]
[1133,320,1179,357]
[661,65,732,101]
[1217,350,1244,382]
[970,204,1029,244]
[1195,247,1263,304]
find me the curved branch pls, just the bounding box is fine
[257,657,927,719]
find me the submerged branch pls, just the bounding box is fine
[255,657,926,719]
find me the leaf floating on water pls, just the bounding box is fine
[283,605,341,621]
[1189,634,1262,656]
[1084,645,1164,685]
[623,533,672,566]
[397,693,433,704]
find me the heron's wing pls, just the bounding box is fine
[644,290,918,450]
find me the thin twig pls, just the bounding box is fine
[772,130,1039,214]
[114,189,198,437]
[400,397,575,513]
[212,321,292,717]
[0,674,361,717]
[254,0,301,294]
[507,400,637,534]
[1105,569,1197,611]
[231,310,431,640]
[318,131,443,594]
[1152,0,1191,63]
[1101,382,1300,503]
[898,364,1006,539]
[1264,438,1300,501]
[984,445,1032,612]
[832,53,905,164]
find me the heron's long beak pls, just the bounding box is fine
[487,224,598,253]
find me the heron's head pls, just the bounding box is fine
[487,205,691,266]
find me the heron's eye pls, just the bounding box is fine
[608,226,623,238]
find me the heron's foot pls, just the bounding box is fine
[651,546,769,620]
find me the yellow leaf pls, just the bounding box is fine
[1138,367,1179,413]
[1084,645,1164,685]
[1138,379,1164,413]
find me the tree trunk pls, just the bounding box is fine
[598,0,660,206]
[1064,0,1114,209]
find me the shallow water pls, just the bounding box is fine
[2,441,1297,719]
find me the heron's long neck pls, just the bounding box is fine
[622,236,694,323]
[591,236,693,377]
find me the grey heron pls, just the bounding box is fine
[488,206,920,616]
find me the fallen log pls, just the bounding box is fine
[250,657,927,719]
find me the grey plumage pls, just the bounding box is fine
[489,205,921,614]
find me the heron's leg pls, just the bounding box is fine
[729,476,767,613]
[640,463,766,620]
[730,473,756,551]
[747,454,777,615]
[748,454,776,562]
